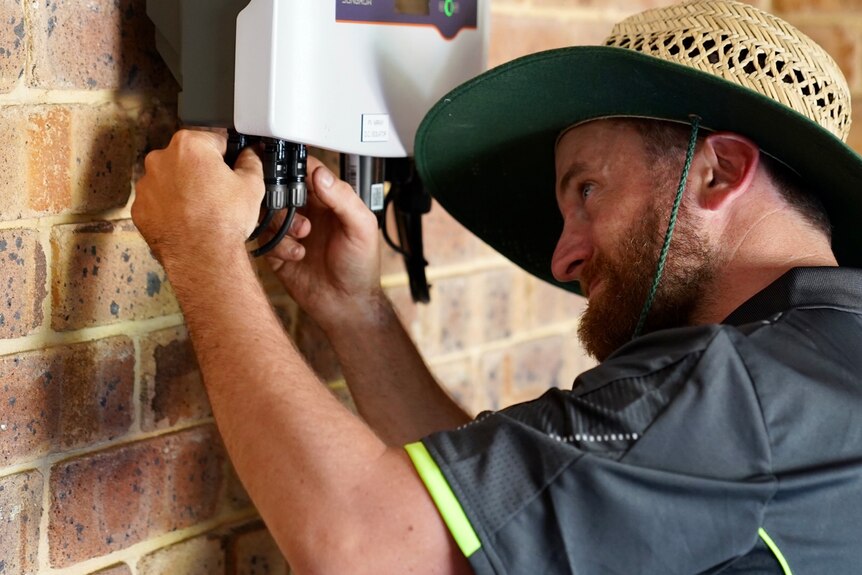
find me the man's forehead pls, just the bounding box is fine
[555,120,640,164]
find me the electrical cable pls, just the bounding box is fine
[251,207,297,257]
[248,209,276,242]
[381,192,409,256]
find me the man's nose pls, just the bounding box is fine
[551,216,590,283]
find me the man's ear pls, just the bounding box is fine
[694,132,760,211]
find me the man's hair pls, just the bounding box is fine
[626,119,832,238]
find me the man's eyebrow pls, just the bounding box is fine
[558,161,589,193]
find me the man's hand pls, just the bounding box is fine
[263,155,385,332]
[132,129,272,269]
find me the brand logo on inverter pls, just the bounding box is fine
[341,0,372,5]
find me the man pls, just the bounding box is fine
[133,1,862,573]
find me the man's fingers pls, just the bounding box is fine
[310,165,377,237]
[234,146,264,179]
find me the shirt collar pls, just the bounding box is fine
[722,267,862,327]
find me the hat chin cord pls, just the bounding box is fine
[632,115,701,339]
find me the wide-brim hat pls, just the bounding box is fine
[414,0,862,294]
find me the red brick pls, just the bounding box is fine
[0,229,46,339]
[489,13,614,68]
[481,335,568,408]
[0,470,43,575]
[51,220,179,331]
[137,535,225,575]
[295,311,342,382]
[224,462,253,512]
[89,564,132,575]
[71,104,137,214]
[49,426,225,568]
[132,103,179,183]
[27,107,73,215]
[140,326,210,432]
[30,0,176,92]
[227,524,289,575]
[0,337,134,466]
[0,0,24,92]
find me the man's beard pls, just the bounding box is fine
[577,200,717,362]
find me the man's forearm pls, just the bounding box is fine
[320,296,471,446]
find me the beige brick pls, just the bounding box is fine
[526,274,586,329]
[432,275,473,355]
[89,564,132,575]
[489,13,615,68]
[0,229,46,339]
[847,96,862,152]
[0,470,43,575]
[51,220,178,331]
[227,525,289,575]
[137,535,225,575]
[0,107,27,221]
[49,426,225,568]
[789,22,861,93]
[0,337,134,466]
[430,358,483,415]
[139,326,210,432]
[480,268,516,343]
[30,0,175,91]
[0,0,25,93]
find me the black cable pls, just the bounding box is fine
[251,207,297,257]
[248,209,276,242]
[381,192,409,257]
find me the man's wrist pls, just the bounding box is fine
[318,291,398,346]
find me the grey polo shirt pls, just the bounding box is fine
[406,267,862,574]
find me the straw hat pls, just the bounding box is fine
[414,0,862,294]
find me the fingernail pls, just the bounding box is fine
[319,167,335,189]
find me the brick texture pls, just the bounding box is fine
[137,535,225,575]
[49,426,225,568]
[0,0,25,93]
[51,220,178,331]
[480,336,568,407]
[30,0,175,92]
[0,337,134,466]
[140,326,210,432]
[0,229,46,339]
[227,524,289,575]
[26,106,73,216]
[89,564,132,575]
[71,104,138,214]
[0,470,43,575]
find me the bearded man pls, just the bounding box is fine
[133,1,862,573]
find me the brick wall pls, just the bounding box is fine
[0,0,858,573]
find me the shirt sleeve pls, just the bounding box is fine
[408,326,778,574]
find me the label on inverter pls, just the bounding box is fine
[336,0,478,40]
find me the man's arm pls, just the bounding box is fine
[133,130,471,574]
[263,155,472,445]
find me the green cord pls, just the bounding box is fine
[632,116,701,339]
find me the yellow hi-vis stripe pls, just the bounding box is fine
[405,442,481,557]
[758,528,793,575]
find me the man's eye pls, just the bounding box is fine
[581,183,594,200]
